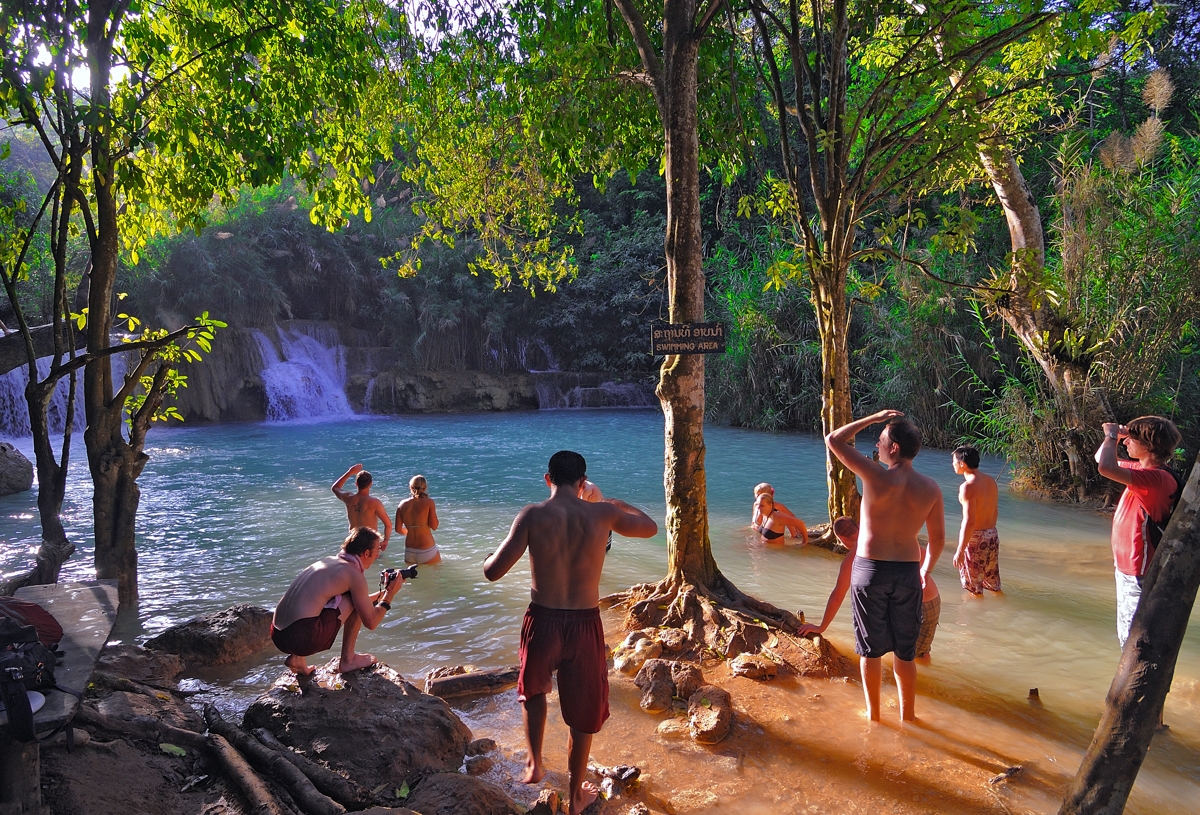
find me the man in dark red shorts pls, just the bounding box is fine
[484,451,657,815]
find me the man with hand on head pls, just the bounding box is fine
[484,451,658,815]
[333,463,393,550]
[825,410,945,723]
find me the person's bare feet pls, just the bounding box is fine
[569,780,600,815]
[519,755,545,784]
[284,655,315,676]
[336,653,376,673]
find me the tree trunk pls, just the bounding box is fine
[812,260,860,527]
[1059,452,1200,813]
[657,1,716,589]
[83,17,143,607]
[976,143,1106,498]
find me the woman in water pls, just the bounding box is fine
[396,475,441,564]
[752,490,807,543]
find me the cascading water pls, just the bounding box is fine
[253,326,354,422]
[532,372,657,409]
[0,353,127,439]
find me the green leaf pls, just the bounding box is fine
[396,781,409,799]
[159,743,187,757]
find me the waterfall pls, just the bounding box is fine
[0,353,129,439]
[253,326,354,422]
[532,372,657,410]
[363,376,378,413]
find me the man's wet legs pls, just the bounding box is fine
[567,727,599,814]
[861,656,883,722]
[521,693,547,784]
[894,657,917,722]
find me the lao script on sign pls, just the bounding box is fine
[650,322,726,355]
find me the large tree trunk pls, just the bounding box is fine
[608,0,803,655]
[1059,452,1200,813]
[656,2,716,589]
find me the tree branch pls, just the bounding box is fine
[611,0,667,110]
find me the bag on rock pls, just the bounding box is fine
[0,618,59,742]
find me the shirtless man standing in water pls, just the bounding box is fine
[952,446,1001,595]
[333,464,392,550]
[484,451,658,815]
[826,410,944,722]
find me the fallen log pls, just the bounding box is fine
[251,728,367,809]
[204,706,344,815]
[76,703,208,751]
[209,733,292,815]
[424,665,519,699]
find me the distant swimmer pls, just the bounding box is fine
[752,491,808,543]
[332,463,392,551]
[395,475,441,565]
[826,410,944,723]
[952,446,1001,595]
[484,451,657,815]
[271,527,404,675]
[753,482,806,538]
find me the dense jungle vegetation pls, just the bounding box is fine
[3,2,1198,505]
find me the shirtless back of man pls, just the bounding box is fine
[857,457,944,563]
[332,464,392,548]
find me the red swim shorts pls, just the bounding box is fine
[518,603,609,734]
[271,607,341,657]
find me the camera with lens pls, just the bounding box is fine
[380,565,417,590]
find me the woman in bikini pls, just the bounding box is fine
[752,492,807,543]
[395,475,441,565]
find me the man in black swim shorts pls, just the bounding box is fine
[826,411,945,722]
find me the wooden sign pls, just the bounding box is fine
[651,322,726,355]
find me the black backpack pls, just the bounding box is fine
[0,617,59,742]
[1143,467,1182,550]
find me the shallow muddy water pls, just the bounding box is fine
[2,410,1198,813]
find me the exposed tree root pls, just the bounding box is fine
[605,573,806,659]
[806,523,847,553]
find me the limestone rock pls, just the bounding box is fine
[688,685,733,744]
[355,809,424,815]
[730,653,778,681]
[404,773,521,815]
[527,788,560,815]
[96,689,205,733]
[656,628,688,654]
[628,804,651,815]
[467,738,497,756]
[655,718,690,739]
[634,659,674,714]
[97,643,184,683]
[0,442,33,496]
[669,662,704,700]
[145,604,272,668]
[787,634,854,678]
[244,662,473,787]
[465,755,493,775]
[613,635,662,676]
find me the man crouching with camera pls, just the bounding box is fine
[272,527,413,675]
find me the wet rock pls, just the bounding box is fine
[628,804,651,815]
[244,662,473,787]
[145,604,272,668]
[467,738,497,756]
[426,665,469,685]
[634,659,674,714]
[465,755,494,775]
[788,634,853,678]
[654,718,690,739]
[613,634,662,676]
[527,788,560,815]
[96,689,205,733]
[356,809,424,815]
[97,643,185,683]
[730,653,777,680]
[404,772,521,815]
[0,442,33,496]
[687,686,733,744]
[669,662,704,700]
[656,628,688,654]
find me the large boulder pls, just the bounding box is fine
[144,604,272,668]
[96,689,205,733]
[634,659,674,714]
[244,662,474,787]
[0,442,33,496]
[404,773,521,815]
[97,643,184,683]
[688,685,733,744]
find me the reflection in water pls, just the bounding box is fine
[2,410,1197,813]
